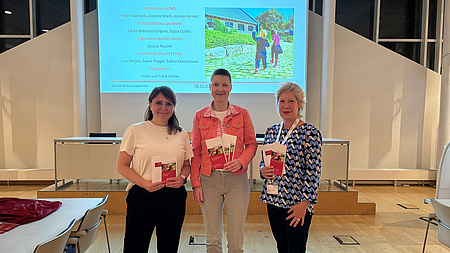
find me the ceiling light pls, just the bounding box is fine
[5,10,12,15]
[42,29,49,32]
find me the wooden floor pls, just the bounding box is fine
[1,183,449,252]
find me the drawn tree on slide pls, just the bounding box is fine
[256,9,285,33]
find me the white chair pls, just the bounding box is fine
[422,198,450,252]
[436,141,450,199]
[33,219,76,253]
[101,209,111,253]
[67,196,108,253]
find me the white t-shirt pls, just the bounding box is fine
[213,110,227,122]
[213,110,227,171]
[120,121,194,191]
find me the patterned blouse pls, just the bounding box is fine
[259,122,322,214]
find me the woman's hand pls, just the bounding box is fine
[117,152,165,193]
[165,176,185,188]
[261,166,275,179]
[286,201,310,227]
[193,186,204,204]
[141,180,164,193]
[224,159,242,172]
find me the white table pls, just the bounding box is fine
[54,137,123,188]
[251,137,350,190]
[0,198,102,253]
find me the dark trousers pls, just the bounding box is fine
[267,204,312,253]
[124,185,187,253]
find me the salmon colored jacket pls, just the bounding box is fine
[190,103,257,188]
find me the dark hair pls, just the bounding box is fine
[211,68,232,83]
[144,86,182,134]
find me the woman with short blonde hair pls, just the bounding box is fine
[260,82,321,252]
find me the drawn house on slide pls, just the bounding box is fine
[205,8,258,35]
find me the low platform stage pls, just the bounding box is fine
[37,179,375,215]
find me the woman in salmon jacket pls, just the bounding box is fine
[191,68,257,253]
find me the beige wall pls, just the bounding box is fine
[306,13,441,170]
[0,22,73,170]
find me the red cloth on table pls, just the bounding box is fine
[0,198,62,225]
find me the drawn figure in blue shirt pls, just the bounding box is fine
[252,29,270,74]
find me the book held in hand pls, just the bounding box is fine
[269,142,287,176]
[262,143,273,167]
[151,154,177,184]
[205,137,227,170]
[222,136,230,162]
[222,134,237,162]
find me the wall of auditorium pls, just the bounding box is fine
[306,13,441,171]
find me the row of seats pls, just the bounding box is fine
[33,196,110,253]
[34,132,115,252]
[423,198,450,252]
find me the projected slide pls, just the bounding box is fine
[98,0,307,93]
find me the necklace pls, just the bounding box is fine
[151,121,169,139]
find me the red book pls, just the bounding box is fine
[161,161,177,184]
[205,137,226,170]
[269,143,287,176]
[151,154,177,184]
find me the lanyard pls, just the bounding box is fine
[275,117,300,145]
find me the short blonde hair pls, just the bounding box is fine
[259,29,267,38]
[275,82,306,117]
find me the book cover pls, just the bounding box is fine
[222,136,230,162]
[161,158,177,184]
[269,142,287,176]
[152,154,177,184]
[262,143,273,167]
[223,134,237,161]
[205,137,226,170]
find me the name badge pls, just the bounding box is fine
[266,181,278,195]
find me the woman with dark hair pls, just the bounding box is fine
[259,82,322,253]
[117,86,193,253]
[191,68,257,252]
[270,29,283,67]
